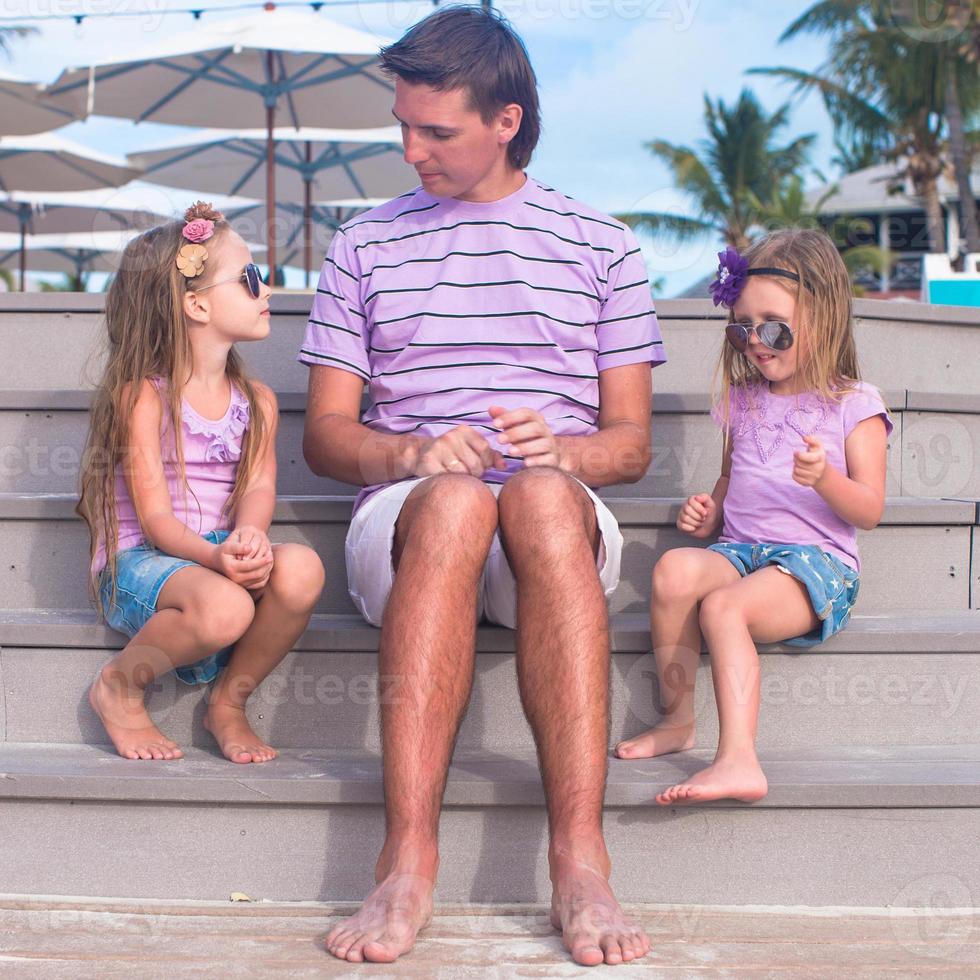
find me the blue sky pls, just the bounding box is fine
[1,0,835,294]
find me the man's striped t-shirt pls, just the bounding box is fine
[299,175,667,511]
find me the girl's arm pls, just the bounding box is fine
[679,438,731,538]
[703,438,732,536]
[795,416,888,530]
[231,381,278,536]
[123,379,223,569]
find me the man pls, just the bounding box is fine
[300,6,665,967]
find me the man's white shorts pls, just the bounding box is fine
[345,476,624,628]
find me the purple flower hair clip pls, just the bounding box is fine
[709,246,749,308]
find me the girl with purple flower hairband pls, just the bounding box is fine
[616,228,891,804]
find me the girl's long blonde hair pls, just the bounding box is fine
[76,202,267,610]
[714,228,861,441]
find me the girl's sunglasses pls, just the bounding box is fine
[726,319,794,353]
[194,263,263,299]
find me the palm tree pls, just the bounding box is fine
[615,89,815,251]
[754,1,980,254]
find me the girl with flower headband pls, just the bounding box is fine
[616,228,891,804]
[77,202,325,763]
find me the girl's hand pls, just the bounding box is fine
[793,435,827,487]
[489,405,561,469]
[231,525,272,561]
[210,534,273,590]
[677,493,717,537]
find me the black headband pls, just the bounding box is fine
[747,267,816,294]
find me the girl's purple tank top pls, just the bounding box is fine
[92,376,250,574]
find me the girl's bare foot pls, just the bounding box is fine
[203,701,277,764]
[656,754,768,805]
[88,668,183,761]
[615,721,695,759]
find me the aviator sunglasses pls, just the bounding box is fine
[725,318,795,353]
[194,262,263,299]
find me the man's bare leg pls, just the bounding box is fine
[498,468,650,967]
[325,475,497,963]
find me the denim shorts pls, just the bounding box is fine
[707,542,860,648]
[98,529,234,685]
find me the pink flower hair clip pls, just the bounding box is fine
[182,218,215,244]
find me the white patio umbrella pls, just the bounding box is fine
[130,126,412,284]
[0,134,141,289]
[45,7,394,277]
[226,196,386,285]
[0,229,141,285]
[0,69,78,136]
[0,228,267,288]
[0,185,173,236]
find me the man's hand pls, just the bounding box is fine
[489,405,561,469]
[676,493,718,538]
[793,435,827,488]
[414,425,506,478]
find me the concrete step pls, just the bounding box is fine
[2,610,978,752]
[2,294,979,398]
[5,896,975,979]
[6,388,979,499]
[0,494,975,615]
[1,741,978,905]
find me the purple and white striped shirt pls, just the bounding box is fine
[300,176,666,511]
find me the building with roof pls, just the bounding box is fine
[805,162,980,299]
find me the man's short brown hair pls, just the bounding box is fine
[380,5,541,170]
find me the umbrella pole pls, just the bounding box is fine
[304,142,313,290]
[265,50,277,285]
[19,220,26,292]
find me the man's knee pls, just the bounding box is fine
[499,467,596,537]
[498,467,591,526]
[394,474,498,562]
[498,468,598,562]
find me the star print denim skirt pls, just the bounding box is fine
[707,542,860,647]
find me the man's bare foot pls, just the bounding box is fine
[324,871,434,963]
[614,721,695,759]
[656,755,768,805]
[551,859,650,966]
[88,668,183,761]
[203,701,277,764]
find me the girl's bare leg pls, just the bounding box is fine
[657,567,819,805]
[205,543,325,763]
[89,566,257,760]
[615,549,738,759]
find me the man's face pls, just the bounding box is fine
[392,78,516,201]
